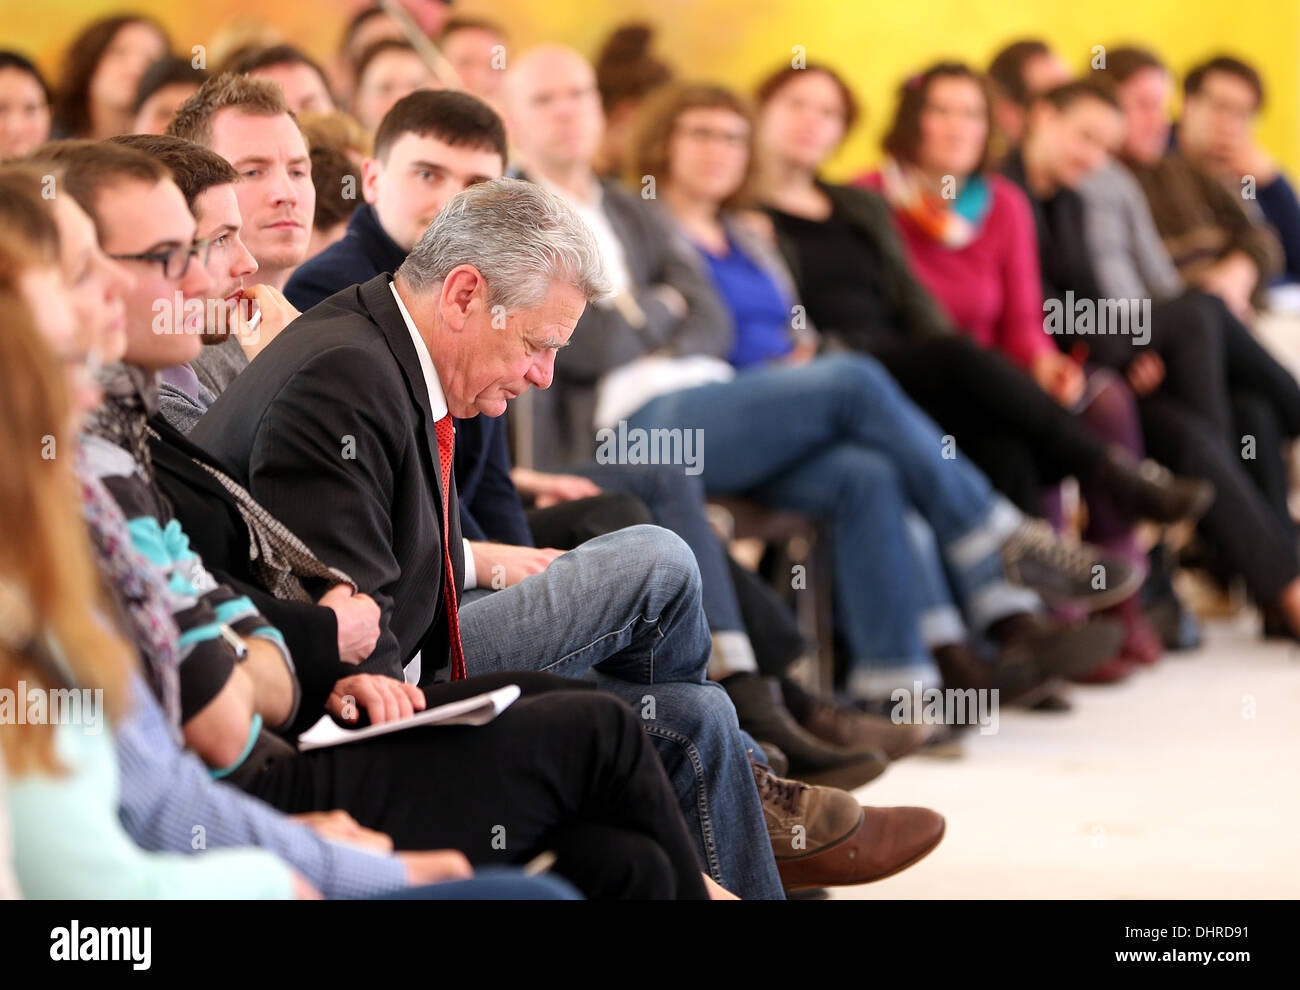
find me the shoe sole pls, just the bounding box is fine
[1033,566,1144,613]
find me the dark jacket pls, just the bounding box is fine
[516,174,733,469]
[768,180,953,348]
[192,274,465,684]
[284,203,407,312]
[454,414,532,546]
[147,415,349,733]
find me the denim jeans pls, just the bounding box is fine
[458,524,785,900]
[627,353,1031,697]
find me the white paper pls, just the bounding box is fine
[296,684,521,751]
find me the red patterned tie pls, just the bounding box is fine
[435,414,466,680]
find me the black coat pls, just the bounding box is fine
[192,273,465,684]
[147,415,348,735]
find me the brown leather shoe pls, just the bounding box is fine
[752,758,945,891]
[781,677,931,760]
[799,694,931,760]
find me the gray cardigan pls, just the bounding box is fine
[1079,161,1184,303]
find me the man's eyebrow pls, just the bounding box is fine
[409,160,448,172]
[203,223,238,238]
[231,155,273,169]
[129,238,185,254]
[532,334,568,349]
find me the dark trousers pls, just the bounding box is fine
[525,491,653,549]
[241,672,709,900]
[858,335,1108,513]
[1139,396,1299,603]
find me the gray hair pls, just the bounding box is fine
[396,176,611,310]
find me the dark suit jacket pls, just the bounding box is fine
[192,273,464,683]
[513,174,734,470]
[284,203,407,312]
[454,414,532,546]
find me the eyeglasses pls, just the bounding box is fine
[674,125,750,147]
[108,236,216,281]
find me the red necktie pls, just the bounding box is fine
[435,414,466,680]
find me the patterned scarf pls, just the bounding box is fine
[878,156,992,249]
[77,461,183,736]
[88,360,356,604]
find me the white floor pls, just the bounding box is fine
[831,616,1300,899]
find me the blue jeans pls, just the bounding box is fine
[458,524,784,900]
[627,354,1030,695]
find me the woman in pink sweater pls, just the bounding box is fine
[859,63,1159,674]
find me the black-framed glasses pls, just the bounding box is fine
[108,236,216,281]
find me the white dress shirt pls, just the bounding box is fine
[390,281,477,591]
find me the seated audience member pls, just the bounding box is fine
[283,88,896,779]
[351,40,438,134]
[863,65,1174,676]
[985,39,1071,157]
[106,135,257,433]
[750,61,1207,529]
[22,146,743,901]
[1176,54,1300,284]
[306,139,361,261]
[0,167,578,901]
[52,14,170,140]
[439,16,509,110]
[0,52,52,157]
[1012,82,1300,639]
[332,6,406,106]
[0,221,304,898]
[130,56,207,136]
[225,44,337,117]
[168,74,313,295]
[167,74,313,365]
[196,172,945,895]
[593,23,673,178]
[627,79,1142,699]
[504,48,1151,696]
[1102,46,1280,318]
[287,89,498,309]
[300,109,373,166]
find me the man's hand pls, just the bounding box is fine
[234,283,300,360]
[510,467,602,508]
[397,850,475,885]
[288,810,395,853]
[318,584,381,664]
[1126,351,1166,396]
[469,542,564,588]
[327,673,425,725]
[1030,350,1086,407]
[1198,251,1258,321]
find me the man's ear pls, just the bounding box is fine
[361,157,381,205]
[439,265,486,331]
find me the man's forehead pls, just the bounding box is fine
[212,109,307,154]
[195,182,242,229]
[97,177,194,241]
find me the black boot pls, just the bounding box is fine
[1090,446,1215,525]
[721,673,888,790]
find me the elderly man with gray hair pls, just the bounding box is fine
[198,177,908,899]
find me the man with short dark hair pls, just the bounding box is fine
[1177,54,1300,283]
[286,87,505,310]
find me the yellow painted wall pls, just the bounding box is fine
[10,0,1299,176]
